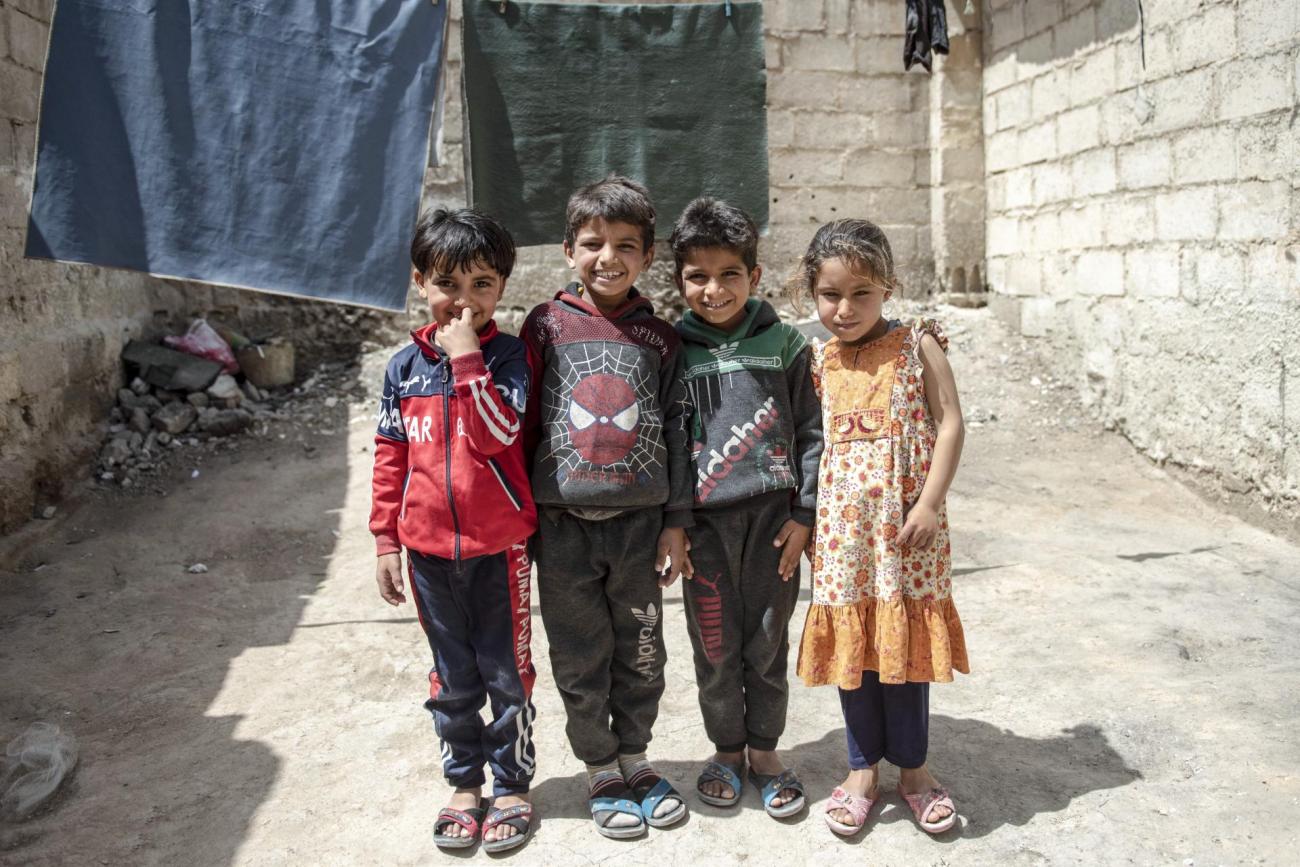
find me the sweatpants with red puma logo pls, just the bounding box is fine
[683,491,803,753]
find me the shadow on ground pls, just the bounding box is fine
[525,714,1141,839]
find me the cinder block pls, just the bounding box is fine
[854,35,900,75]
[1054,7,1097,56]
[767,108,797,148]
[1006,255,1043,296]
[984,50,1017,94]
[1056,104,1101,156]
[1237,117,1296,182]
[986,129,1020,173]
[1058,201,1106,249]
[1246,243,1297,303]
[850,0,903,36]
[1014,30,1054,82]
[1148,67,1214,134]
[796,109,871,148]
[1154,187,1217,241]
[1190,246,1242,301]
[1031,68,1071,118]
[987,216,1020,257]
[1117,138,1171,189]
[1031,162,1071,206]
[1218,181,1290,241]
[765,0,826,33]
[987,6,1025,53]
[1068,44,1116,105]
[1172,125,1237,185]
[867,111,927,147]
[839,75,915,113]
[771,148,844,185]
[765,36,783,70]
[1018,119,1057,164]
[0,60,40,123]
[1071,147,1117,197]
[1075,250,1125,296]
[0,122,13,171]
[6,9,49,72]
[1104,196,1156,246]
[841,149,916,187]
[1024,0,1064,38]
[1126,249,1180,297]
[994,81,1031,131]
[1216,52,1293,122]
[786,35,855,71]
[825,0,851,34]
[1172,5,1236,73]
[768,71,847,108]
[1238,0,1300,55]
[1031,210,1063,251]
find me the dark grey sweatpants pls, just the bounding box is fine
[534,507,666,765]
[683,492,802,753]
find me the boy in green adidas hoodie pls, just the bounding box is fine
[670,198,824,818]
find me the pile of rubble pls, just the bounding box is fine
[98,372,279,487]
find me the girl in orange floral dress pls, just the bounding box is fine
[793,220,970,837]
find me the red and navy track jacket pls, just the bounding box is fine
[370,320,537,560]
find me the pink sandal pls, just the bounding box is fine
[897,784,957,834]
[823,786,879,836]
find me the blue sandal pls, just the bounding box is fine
[589,795,645,839]
[633,777,688,828]
[696,760,744,807]
[748,768,806,819]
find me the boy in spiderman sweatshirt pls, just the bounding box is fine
[370,208,537,853]
[522,176,694,839]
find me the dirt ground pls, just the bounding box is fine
[2,305,1298,866]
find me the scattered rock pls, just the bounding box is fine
[197,408,253,436]
[39,506,57,519]
[324,396,339,409]
[186,392,210,409]
[240,380,262,402]
[186,563,208,574]
[157,431,172,446]
[128,407,152,435]
[130,377,151,395]
[154,388,182,404]
[152,402,198,435]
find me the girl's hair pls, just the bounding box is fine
[789,219,897,299]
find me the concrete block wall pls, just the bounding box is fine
[981,0,1300,508]
[421,0,935,318]
[0,0,398,533]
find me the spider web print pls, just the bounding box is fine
[544,342,664,478]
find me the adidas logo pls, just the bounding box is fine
[709,341,740,362]
[631,603,660,681]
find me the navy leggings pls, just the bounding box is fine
[838,670,929,769]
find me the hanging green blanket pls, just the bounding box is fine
[461,1,769,246]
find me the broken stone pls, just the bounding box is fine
[186,391,210,409]
[130,376,150,395]
[129,407,152,435]
[142,430,159,454]
[100,438,132,466]
[324,396,339,409]
[109,407,124,425]
[197,408,252,436]
[154,388,182,404]
[152,402,198,435]
[187,563,208,574]
[240,380,262,403]
[121,340,223,392]
[39,506,57,520]
[128,432,144,452]
[157,431,172,446]
[118,388,144,409]
[207,374,242,404]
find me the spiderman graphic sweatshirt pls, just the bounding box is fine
[370,320,537,559]
[521,284,694,527]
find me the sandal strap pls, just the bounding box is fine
[637,778,679,816]
[697,760,742,793]
[435,806,483,835]
[826,787,873,822]
[757,769,804,806]
[589,796,642,825]
[484,803,533,834]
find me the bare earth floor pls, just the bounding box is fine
[2,306,1298,866]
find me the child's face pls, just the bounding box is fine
[679,246,760,332]
[413,260,505,332]
[563,218,654,312]
[814,256,891,343]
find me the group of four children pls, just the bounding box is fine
[369,176,970,853]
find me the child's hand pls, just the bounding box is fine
[433,306,480,358]
[772,519,811,580]
[376,552,407,605]
[655,527,693,587]
[898,503,939,551]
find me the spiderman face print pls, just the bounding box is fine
[567,373,639,465]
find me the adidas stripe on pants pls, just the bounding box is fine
[534,507,666,765]
[409,542,537,796]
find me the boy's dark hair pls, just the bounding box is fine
[564,175,656,252]
[790,219,897,299]
[410,208,516,278]
[668,197,760,276]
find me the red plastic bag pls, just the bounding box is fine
[163,319,239,374]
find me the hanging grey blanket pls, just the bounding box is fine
[25,0,449,310]
[461,1,769,247]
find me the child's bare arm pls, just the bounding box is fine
[899,333,965,549]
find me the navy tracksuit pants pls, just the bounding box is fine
[839,671,929,770]
[409,542,537,796]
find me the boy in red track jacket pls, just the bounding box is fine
[370,209,538,853]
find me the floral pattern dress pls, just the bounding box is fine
[796,319,970,689]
